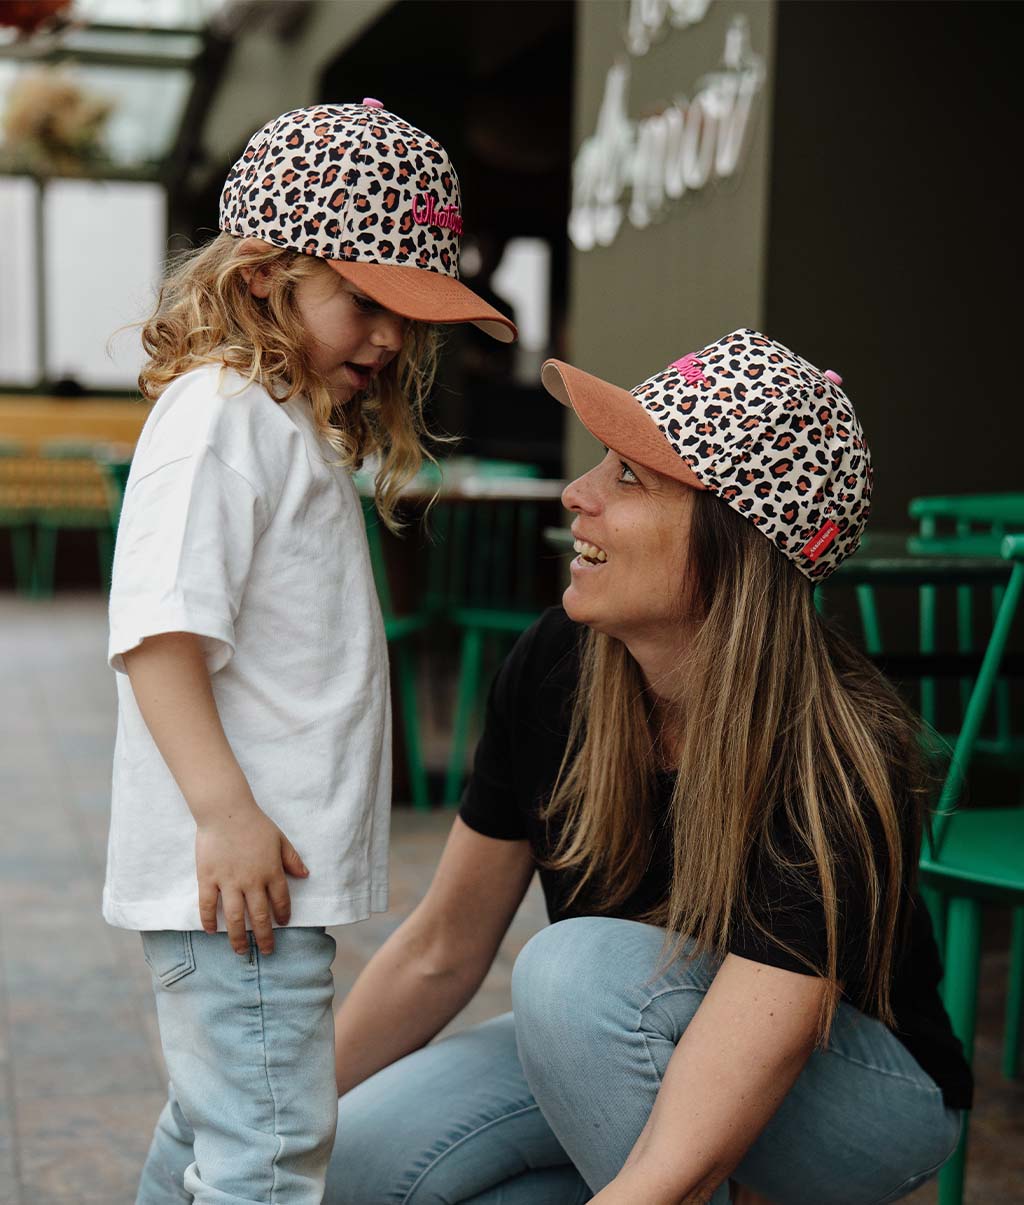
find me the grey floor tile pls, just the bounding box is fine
[13,1048,162,1101]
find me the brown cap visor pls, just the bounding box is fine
[541,360,705,490]
[327,260,517,344]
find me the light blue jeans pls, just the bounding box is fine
[325,918,961,1204]
[136,927,337,1205]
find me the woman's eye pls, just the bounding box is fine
[352,293,381,313]
[618,460,638,484]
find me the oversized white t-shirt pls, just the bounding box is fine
[104,364,391,931]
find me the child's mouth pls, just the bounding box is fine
[344,362,374,390]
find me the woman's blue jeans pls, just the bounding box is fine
[325,918,960,1205]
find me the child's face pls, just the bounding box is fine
[292,266,407,399]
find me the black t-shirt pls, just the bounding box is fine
[460,607,973,1110]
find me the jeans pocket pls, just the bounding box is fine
[141,931,197,988]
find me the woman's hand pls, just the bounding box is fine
[196,801,308,954]
[333,819,535,1096]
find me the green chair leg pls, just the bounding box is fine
[937,896,982,1205]
[32,524,57,598]
[11,524,34,595]
[855,583,883,654]
[394,642,430,812]
[445,627,483,806]
[1004,906,1024,1080]
[98,525,114,592]
[938,1111,970,1205]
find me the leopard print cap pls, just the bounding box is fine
[632,329,872,581]
[219,102,462,278]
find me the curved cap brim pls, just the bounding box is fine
[327,260,517,343]
[541,359,705,490]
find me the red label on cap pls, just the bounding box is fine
[801,520,840,561]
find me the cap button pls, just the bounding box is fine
[824,369,843,386]
[362,97,384,109]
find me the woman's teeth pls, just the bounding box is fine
[573,539,607,564]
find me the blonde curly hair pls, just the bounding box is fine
[138,233,443,532]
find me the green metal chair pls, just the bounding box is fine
[915,535,1024,1205]
[436,461,563,805]
[360,458,561,808]
[95,447,134,532]
[909,494,1024,769]
[361,495,433,812]
[0,441,34,595]
[32,440,114,596]
[833,536,1024,1205]
[846,499,1024,1095]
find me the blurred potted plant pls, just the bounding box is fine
[1,65,113,175]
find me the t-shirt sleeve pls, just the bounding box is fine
[108,446,266,675]
[727,842,831,977]
[728,817,868,981]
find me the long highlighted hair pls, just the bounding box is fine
[544,489,928,1039]
[137,233,442,531]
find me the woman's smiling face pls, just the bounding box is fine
[561,449,696,647]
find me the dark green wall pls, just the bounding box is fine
[766,0,1024,527]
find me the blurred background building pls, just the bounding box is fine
[2,0,1019,505]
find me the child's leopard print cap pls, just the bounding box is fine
[220,99,517,343]
[542,329,872,582]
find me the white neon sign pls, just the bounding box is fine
[626,0,714,56]
[570,14,765,250]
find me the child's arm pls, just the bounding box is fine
[122,631,308,955]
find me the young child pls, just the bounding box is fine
[105,100,516,1205]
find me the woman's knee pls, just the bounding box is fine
[512,915,707,1017]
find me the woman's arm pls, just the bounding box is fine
[334,817,535,1095]
[590,954,826,1205]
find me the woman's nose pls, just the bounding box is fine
[562,468,599,515]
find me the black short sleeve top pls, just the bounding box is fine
[460,607,973,1110]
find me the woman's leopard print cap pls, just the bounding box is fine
[219,99,516,343]
[542,329,872,582]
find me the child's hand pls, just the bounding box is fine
[195,800,309,956]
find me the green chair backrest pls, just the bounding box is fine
[909,492,1024,739]
[904,536,1024,854]
[824,534,1024,854]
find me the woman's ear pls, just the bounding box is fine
[237,237,274,298]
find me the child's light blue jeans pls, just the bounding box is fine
[324,917,961,1205]
[136,926,337,1205]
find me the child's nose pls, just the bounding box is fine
[370,311,406,351]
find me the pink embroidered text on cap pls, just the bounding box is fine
[801,520,840,562]
[413,193,464,235]
[671,353,709,387]
[824,370,843,386]
[362,98,384,108]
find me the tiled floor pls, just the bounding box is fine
[0,594,1020,1204]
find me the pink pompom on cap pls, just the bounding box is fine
[824,369,843,386]
[362,97,384,109]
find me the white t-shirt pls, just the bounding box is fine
[104,364,391,931]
